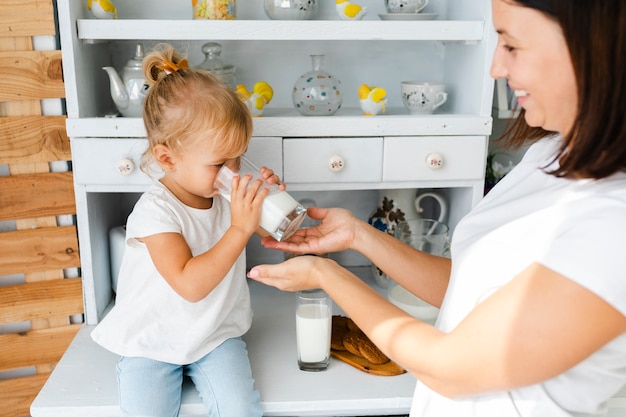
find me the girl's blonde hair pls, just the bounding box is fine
[140,43,252,176]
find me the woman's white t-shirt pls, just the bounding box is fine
[91,182,252,365]
[410,137,626,416]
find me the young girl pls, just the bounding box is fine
[91,44,274,417]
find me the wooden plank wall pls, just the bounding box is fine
[0,1,83,416]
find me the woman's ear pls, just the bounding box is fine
[153,144,175,172]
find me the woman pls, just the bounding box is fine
[247,1,626,415]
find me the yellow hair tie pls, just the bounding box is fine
[156,59,189,74]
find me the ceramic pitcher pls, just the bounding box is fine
[369,188,447,230]
[368,188,447,287]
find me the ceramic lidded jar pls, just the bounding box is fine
[292,55,343,116]
[264,0,318,20]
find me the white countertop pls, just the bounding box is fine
[31,267,416,417]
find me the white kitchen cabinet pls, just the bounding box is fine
[56,0,497,326]
[32,1,496,415]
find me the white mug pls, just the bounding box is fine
[384,0,429,14]
[401,81,448,115]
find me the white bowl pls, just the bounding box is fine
[264,0,319,20]
[388,284,439,322]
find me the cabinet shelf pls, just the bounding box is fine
[66,111,493,138]
[58,0,496,340]
[77,19,485,42]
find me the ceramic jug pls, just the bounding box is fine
[368,188,447,287]
[102,43,149,117]
[369,188,447,231]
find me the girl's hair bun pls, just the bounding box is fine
[143,43,189,84]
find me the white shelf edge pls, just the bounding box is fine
[77,19,484,42]
[66,113,493,138]
[496,109,520,119]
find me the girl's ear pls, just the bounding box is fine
[153,144,175,172]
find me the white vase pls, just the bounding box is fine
[292,55,343,116]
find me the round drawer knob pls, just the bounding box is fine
[328,155,345,172]
[116,158,135,176]
[425,153,444,170]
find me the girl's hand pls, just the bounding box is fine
[260,207,358,255]
[260,166,286,190]
[229,173,268,236]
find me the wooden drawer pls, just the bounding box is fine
[382,136,487,182]
[71,137,283,186]
[283,138,383,183]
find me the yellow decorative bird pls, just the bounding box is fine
[336,0,368,20]
[237,81,274,117]
[87,0,118,19]
[358,84,387,116]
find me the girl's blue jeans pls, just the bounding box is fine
[116,337,263,417]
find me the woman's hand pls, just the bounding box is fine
[248,255,340,292]
[260,207,359,255]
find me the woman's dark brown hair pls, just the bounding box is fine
[500,0,626,179]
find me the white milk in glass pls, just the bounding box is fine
[219,190,304,240]
[296,304,331,368]
[261,191,299,236]
[215,156,306,241]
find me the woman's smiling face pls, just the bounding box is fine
[490,0,578,136]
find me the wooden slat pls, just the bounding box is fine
[0,279,83,325]
[0,325,80,372]
[0,36,41,117]
[0,50,64,101]
[0,0,55,38]
[0,116,70,164]
[0,373,50,417]
[0,4,80,408]
[0,226,80,276]
[0,171,75,221]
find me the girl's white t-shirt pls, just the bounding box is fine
[410,137,626,416]
[91,182,252,365]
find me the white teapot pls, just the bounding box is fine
[102,43,149,117]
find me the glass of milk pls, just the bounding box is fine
[215,156,307,241]
[296,289,332,371]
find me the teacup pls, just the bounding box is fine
[384,0,428,14]
[401,81,448,115]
